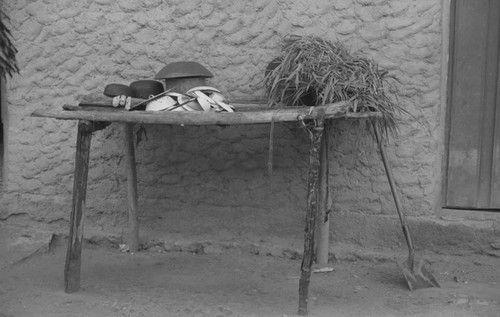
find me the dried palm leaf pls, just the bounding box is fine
[0,9,18,77]
[264,35,407,139]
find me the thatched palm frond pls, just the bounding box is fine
[0,9,18,77]
[264,35,407,138]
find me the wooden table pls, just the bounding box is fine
[32,98,379,315]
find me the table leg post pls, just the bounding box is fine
[316,123,330,266]
[124,123,139,252]
[64,120,95,293]
[298,114,325,316]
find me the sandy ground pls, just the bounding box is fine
[0,232,499,317]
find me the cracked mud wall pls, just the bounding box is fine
[1,0,445,247]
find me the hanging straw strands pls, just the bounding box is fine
[0,9,18,77]
[264,35,406,138]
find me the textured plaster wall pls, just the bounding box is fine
[1,0,444,244]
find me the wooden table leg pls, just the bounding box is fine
[298,113,325,316]
[316,123,330,266]
[65,120,109,293]
[123,123,139,252]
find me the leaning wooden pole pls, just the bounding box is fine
[298,110,325,316]
[123,123,140,252]
[65,120,108,293]
[316,122,330,266]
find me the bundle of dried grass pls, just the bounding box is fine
[0,9,18,77]
[264,35,405,136]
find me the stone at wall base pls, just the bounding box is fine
[329,211,500,256]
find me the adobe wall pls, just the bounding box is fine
[1,0,444,247]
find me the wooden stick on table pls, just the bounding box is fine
[298,109,326,316]
[123,123,140,252]
[65,120,109,293]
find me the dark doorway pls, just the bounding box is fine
[445,0,500,210]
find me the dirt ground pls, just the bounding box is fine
[0,235,499,317]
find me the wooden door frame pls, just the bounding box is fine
[440,0,500,212]
[437,0,452,214]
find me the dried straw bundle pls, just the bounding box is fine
[0,9,18,77]
[264,35,404,136]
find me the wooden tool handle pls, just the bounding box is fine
[374,128,415,260]
[79,94,146,108]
